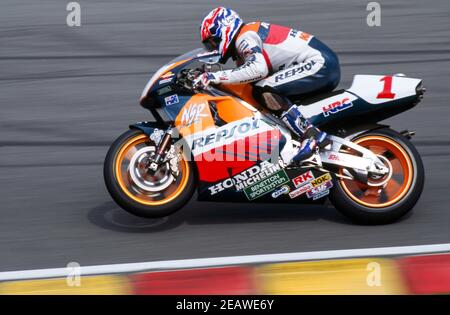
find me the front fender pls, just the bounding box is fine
[129,121,165,136]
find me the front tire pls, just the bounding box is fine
[329,128,425,225]
[104,129,195,218]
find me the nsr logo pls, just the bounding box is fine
[322,97,353,117]
[180,103,208,126]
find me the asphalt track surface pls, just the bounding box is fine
[1,0,450,272]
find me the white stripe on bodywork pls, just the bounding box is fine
[184,115,274,156]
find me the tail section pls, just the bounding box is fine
[297,74,423,128]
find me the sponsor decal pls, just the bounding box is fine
[218,71,229,81]
[244,170,290,201]
[161,71,174,79]
[271,185,290,199]
[306,180,334,200]
[328,153,341,161]
[192,118,260,150]
[289,29,312,42]
[289,172,333,200]
[292,170,314,188]
[239,74,263,84]
[164,94,179,106]
[159,72,175,84]
[159,77,174,84]
[208,160,284,195]
[289,183,313,199]
[299,31,312,42]
[274,60,317,83]
[180,103,208,127]
[289,29,299,38]
[322,97,353,117]
[310,173,332,188]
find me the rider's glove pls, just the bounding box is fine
[192,72,219,89]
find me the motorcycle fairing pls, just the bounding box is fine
[349,75,421,104]
[127,119,374,205]
[196,158,332,204]
[166,89,329,203]
[297,75,423,129]
[140,49,221,106]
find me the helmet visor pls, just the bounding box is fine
[202,37,221,52]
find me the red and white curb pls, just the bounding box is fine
[1,243,450,294]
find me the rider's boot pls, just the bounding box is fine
[281,105,330,163]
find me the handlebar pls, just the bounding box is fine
[177,68,210,92]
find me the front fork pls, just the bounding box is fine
[148,126,175,172]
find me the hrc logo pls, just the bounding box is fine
[322,97,353,117]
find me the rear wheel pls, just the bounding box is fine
[329,128,424,224]
[104,129,195,218]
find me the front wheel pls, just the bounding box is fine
[104,129,195,218]
[328,128,425,225]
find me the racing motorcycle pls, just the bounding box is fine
[104,48,425,224]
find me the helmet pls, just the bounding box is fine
[200,7,243,63]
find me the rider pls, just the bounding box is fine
[195,7,341,162]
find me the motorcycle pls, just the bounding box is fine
[104,48,425,224]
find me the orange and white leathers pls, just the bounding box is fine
[209,22,326,88]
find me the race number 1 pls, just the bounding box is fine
[376,76,396,99]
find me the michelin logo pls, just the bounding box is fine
[208,160,284,195]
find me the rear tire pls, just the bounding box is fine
[104,129,195,218]
[329,128,424,225]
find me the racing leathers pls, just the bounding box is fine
[201,22,341,162]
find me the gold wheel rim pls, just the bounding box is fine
[114,134,190,206]
[340,135,414,208]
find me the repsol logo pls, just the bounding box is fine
[192,119,260,150]
[322,97,353,117]
[274,60,316,83]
